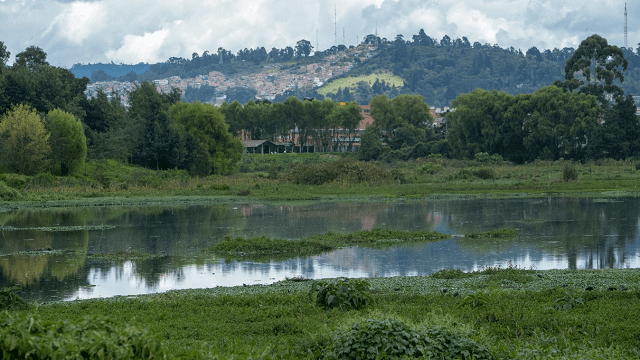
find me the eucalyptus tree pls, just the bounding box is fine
[559,34,628,110]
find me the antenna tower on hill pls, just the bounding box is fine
[335,5,337,47]
[625,3,628,48]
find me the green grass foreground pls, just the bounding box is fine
[7,268,640,359]
[203,228,450,262]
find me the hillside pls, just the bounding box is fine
[73,31,640,107]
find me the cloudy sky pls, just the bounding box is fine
[0,0,635,68]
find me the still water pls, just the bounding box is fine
[1,197,640,302]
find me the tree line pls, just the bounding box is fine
[0,44,243,177]
[220,97,364,152]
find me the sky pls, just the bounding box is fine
[0,0,636,68]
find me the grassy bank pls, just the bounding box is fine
[204,228,450,262]
[5,268,640,359]
[1,155,640,206]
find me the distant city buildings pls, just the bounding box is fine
[84,46,371,107]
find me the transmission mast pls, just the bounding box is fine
[625,3,628,48]
[334,5,337,47]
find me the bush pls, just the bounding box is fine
[0,174,27,190]
[474,152,491,163]
[323,319,493,360]
[474,168,495,180]
[284,159,391,185]
[431,268,468,279]
[562,163,578,182]
[309,278,372,311]
[0,312,169,359]
[236,188,251,196]
[0,181,20,201]
[418,162,443,175]
[27,172,57,187]
[0,286,31,311]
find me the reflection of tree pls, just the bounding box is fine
[0,230,88,286]
[447,198,640,269]
[240,202,441,240]
[89,205,246,256]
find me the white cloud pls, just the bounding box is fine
[46,1,103,45]
[105,28,169,64]
[0,0,635,67]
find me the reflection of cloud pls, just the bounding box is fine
[360,215,376,230]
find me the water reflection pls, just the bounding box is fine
[1,197,640,302]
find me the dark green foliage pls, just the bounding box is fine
[0,287,31,311]
[283,158,391,185]
[474,168,495,180]
[0,181,20,201]
[0,312,169,359]
[431,268,469,279]
[562,163,579,182]
[466,227,518,239]
[323,319,492,360]
[204,228,449,262]
[551,290,585,311]
[309,278,372,311]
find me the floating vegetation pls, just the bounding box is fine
[465,227,518,239]
[0,225,116,232]
[88,250,165,261]
[1,249,81,256]
[203,228,450,262]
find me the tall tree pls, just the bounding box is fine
[446,89,516,160]
[128,81,184,170]
[0,41,9,69]
[329,101,363,151]
[14,46,49,70]
[46,108,87,176]
[559,34,628,109]
[295,40,313,58]
[168,101,243,175]
[370,94,432,151]
[0,104,51,175]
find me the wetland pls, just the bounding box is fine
[1,197,639,303]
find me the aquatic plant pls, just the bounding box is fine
[0,312,169,359]
[204,228,449,262]
[0,286,32,311]
[309,278,372,311]
[321,319,493,360]
[465,227,518,239]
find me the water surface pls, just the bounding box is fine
[1,197,639,302]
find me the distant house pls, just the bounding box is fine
[241,140,294,154]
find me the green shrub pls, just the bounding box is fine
[0,312,169,359]
[27,172,57,187]
[418,162,443,174]
[474,168,495,180]
[431,268,468,279]
[309,278,372,311]
[474,152,491,163]
[0,286,31,311]
[562,163,578,182]
[284,159,391,185]
[236,188,251,196]
[0,174,27,190]
[0,181,20,201]
[210,184,230,191]
[323,319,493,360]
